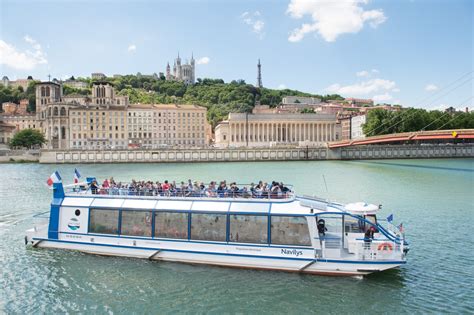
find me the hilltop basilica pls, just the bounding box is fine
[165,53,195,85]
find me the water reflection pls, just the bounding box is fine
[351,160,474,172]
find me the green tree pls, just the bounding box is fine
[9,129,46,149]
[300,108,315,114]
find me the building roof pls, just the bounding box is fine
[92,81,113,86]
[128,103,206,110]
[228,112,337,122]
[37,81,61,87]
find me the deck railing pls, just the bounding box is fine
[65,185,295,200]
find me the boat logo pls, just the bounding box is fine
[68,218,80,231]
[281,248,303,257]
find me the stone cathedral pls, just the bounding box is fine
[165,53,195,85]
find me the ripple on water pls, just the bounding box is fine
[1,160,474,313]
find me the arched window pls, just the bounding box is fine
[41,86,45,97]
[53,107,58,116]
[48,107,51,117]
[61,127,66,139]
[46,87,50,97]
[60,107,66,116]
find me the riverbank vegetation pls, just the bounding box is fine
[363,108,474,136]
[9,129,46,149]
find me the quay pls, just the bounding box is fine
[39,143,473,163]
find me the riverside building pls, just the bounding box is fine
[0,80,209,150]
[127,103,209,148]
[215,107,340,148]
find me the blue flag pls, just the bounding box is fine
[387,214,394,223]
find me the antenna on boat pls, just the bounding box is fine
[322,175,330,202]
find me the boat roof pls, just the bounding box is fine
[60,194,348,216]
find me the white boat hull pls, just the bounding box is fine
[27,230,404,276]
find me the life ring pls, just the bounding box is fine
[377,242,393,251]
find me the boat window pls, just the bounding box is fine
[191,213,226,242]
[89,209,119,235]
[154,212,188,239]
[121,210,152,237]
[318,216,343,234]
[229,215,268,244]
[344,215,365,233]
[270,216,311,246]
[365,215,378,232]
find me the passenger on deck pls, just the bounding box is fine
[207,181,217,197]
[229,182,239,197]
[364,226,376,248]
[317,219,327,246]
[90,180,99,194]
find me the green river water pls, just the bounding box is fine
[1,159,473,314]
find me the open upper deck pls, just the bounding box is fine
[64,183,296,202]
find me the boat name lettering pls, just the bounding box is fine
[281,249,303,257]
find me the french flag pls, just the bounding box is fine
[74,168,81,183]
[46,171,62,186]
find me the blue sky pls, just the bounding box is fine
[1,0,472,109]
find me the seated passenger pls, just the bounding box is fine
[90,180,99,195]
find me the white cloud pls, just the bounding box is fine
[196,57,210,65]
[425,84,438,91]
[277,84,287,89]
[356,70,370,77]
[23,35,41,50]
[371,68,379,74]
[0,36,47,70]
[241,11,265,39]
[326,78,397,96]
[287,0,386,42]
[127,44,136,52]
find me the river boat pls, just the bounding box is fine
[26,177,409,276]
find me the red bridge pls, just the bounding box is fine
[329,129,474,148]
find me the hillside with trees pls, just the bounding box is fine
[86,75,334,127]
[363,108,474,136]
[0,82,38,112]
[1,75,337,126]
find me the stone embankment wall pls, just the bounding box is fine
[39,144,473,163]
[339,144,473,160]
[0,149,40,162]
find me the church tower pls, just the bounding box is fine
[166,62,171,80]
[256,59,262,88]
[190,53,195,84]
[176,53,182,80]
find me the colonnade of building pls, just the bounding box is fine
[228,121,337,144]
